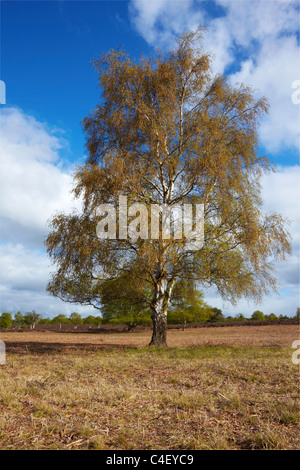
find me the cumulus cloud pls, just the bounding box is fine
[0,107,86,316]
[129,0,205,48]
[261,165,300,295]
[229,35,300,153]
[128,0,300,154]
[0,284,93,318]
[0,107,80,248]
[0,243,49,293]
[205,164,300,317]
[218,0,298,47]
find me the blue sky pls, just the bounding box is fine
[1,1,153,163]
[0,0,299,318]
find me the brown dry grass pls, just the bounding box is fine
[1,324,298,352]
[0,325,299,450]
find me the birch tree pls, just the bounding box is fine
[46,29,291,346]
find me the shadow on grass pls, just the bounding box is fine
[4,341,136,355]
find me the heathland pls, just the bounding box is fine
[0,323,299,450]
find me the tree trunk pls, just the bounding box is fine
[149,304,168,346]
[149,279,174,347]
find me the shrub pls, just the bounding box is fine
[0,312,12,328]
[251,310,265,321]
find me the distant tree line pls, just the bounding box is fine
[0,310,101,329]
[0,307,299,330]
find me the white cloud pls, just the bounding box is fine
[205,165,300,317]
[261,165,300,232]
[0,243,49,293]
[0,284,94,318]
[261,166,300,308]
[0,107,85,317]
[0,107,80,248]
[218,0,299,47]
[129,0,205,48]
[261,164,300,290]
[128,0,300,154]
[229,35,300,153]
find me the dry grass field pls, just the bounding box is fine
[0,324,299,450]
